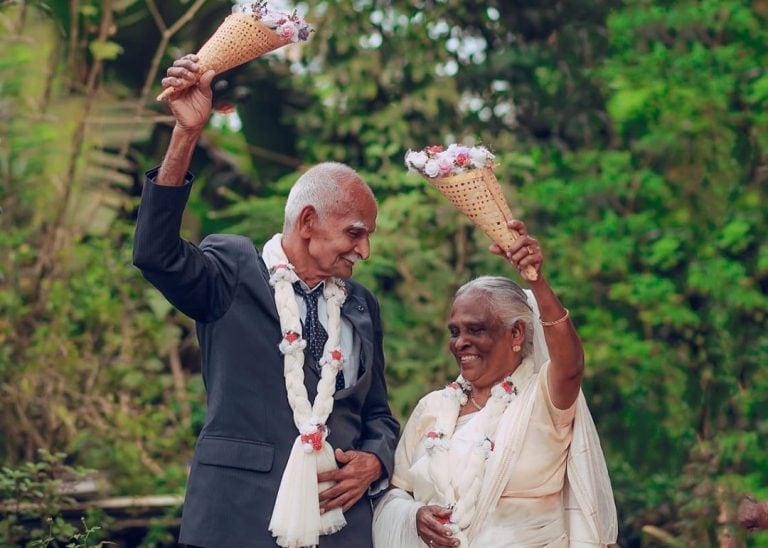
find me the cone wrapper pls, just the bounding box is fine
[428,167,538,281]
[157,14,289,101]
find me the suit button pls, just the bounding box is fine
[357,305,365,312]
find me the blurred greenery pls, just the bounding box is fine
[1,0,767,545]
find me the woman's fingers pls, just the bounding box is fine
[416,506,458,547]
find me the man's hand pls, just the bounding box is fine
[318,449,382,513]
[738,497,768,532]
[156,54,215,186]
[161,54,215,133]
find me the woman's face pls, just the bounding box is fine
[448,292,521,389]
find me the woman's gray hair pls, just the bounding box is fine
[283,162,374,231]
[454,276,535,357]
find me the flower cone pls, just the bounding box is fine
[157,14,288,101]
[428,167,538,281]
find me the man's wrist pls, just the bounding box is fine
[173,123,205,136]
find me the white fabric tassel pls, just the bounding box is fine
[317,443,347,534]
[270,437,323,548]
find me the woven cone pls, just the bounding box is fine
[157,14,288,101]
[429,168,538,281]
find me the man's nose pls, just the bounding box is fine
[355,237,371,260]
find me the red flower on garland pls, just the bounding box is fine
[331,349,343,361]
[301,430,324,451]
[436,515,451,525]
[501,381,515,394]
[284,331,299,343]
[426,145,445,154]
[426,431,441,440]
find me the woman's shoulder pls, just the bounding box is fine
[402,388,447,429]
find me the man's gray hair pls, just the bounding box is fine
[455,276,534,357]
[283,162,374,231]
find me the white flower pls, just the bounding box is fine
[406,150,428,171]
[260,10,287,28]
[278,337,306,355]
[469,146,494,169]
[423,158,440,178]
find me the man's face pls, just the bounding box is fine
[306,184,377,280]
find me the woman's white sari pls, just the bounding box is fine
[372,292,617,547]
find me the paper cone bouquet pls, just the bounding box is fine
[157,2,311,101]
[405,144,538,282]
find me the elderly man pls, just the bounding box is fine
[133,56,399,548]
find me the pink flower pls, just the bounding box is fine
[277,22,296,42]
[426,431,440,439]
[426,145,445,154]
[438,157,454,176]
[448,382,461,390]
[455,147,471,167]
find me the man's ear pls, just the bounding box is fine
[297,205,317,238]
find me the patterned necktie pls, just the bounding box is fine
[293,282,345,391]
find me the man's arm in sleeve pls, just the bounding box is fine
[133,60,240,322]
[358,292,401,486]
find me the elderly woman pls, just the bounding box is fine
[373,220,617,547]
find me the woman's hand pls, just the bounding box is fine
[416,505,459,547]
[160,54,215,133]
[489,220,543,280]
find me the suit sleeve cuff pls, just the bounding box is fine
[368,476,390,497]
[145,166,195,186]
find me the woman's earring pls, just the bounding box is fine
[513,344,521,353]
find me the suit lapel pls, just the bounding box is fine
[255,253,280,324]
[337,291,374,397]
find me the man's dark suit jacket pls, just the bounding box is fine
[133,172,400,547]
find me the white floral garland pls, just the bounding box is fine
[424,357,534,545]
[264,235,348,548]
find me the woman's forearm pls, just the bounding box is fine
[528,276,584,408]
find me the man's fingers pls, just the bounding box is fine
[335,448,353,464]
[167,66,198,81]
[318,480,346,502]
[198,69,216,89]
[317,469,342,484]
[173,57,199,71]
[161,77,183,89]
[319,493,345,513]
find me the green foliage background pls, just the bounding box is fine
[1,0,767,545]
